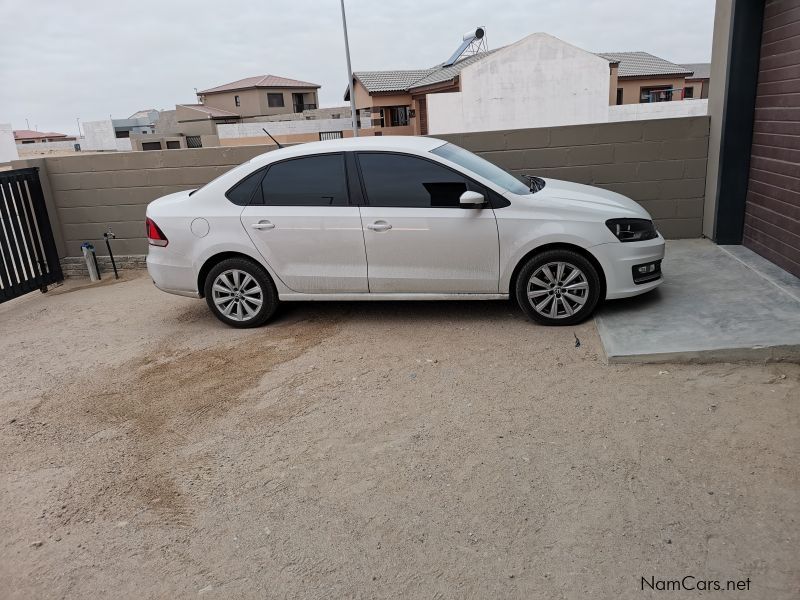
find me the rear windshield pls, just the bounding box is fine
[431,143,531,195]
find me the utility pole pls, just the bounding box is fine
[25,118,30,130]
[76,117,82,137]
[340,0,358,137]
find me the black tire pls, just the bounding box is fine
[515,249,601,326]
[204,257,278,328]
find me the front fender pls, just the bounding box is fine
[498,219,607,293]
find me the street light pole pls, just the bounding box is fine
[340,0,358,137]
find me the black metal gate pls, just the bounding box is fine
[0,168,63,303]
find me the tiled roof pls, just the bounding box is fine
[410,49,501,90]
[682,63,711,80]
[199,75,320,94]
[13,130,68,140]
[350,50,500,97]
[178,104,240,118]
[597,52,693,78]
[353,69,437,94]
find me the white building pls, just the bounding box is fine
[427,33,612,134]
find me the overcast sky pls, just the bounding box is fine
[0,0,715,135]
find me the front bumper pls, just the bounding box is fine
[591,234,666,299]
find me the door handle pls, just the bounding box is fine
[251,220,275,230]
[367,220,392,232]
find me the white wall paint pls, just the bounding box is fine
[17,139,81,154]
[82,120,117,150]
[428,33,611,135]
[218,118,352,139]
[0,124,19,162]
[607,99,709,121]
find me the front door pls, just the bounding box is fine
[240,153,368,293]
[292,93,304,113]
[356,152,499,293]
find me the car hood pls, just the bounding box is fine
[533,178,652,220]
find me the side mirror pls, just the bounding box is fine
[459,190,485,207]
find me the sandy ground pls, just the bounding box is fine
[0,271,798,599]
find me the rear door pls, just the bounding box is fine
[355,152,499,293]
[240,153,368,293]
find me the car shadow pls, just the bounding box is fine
[272,298,529,326]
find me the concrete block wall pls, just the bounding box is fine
[437,116,710,238]
[11,116,709,275]
[13,144,277,259]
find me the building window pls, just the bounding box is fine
[387,106,409,127]
[186,135,202,148]
[684,86,694,99]
[616,88,623,105]
[166,140,181,149]
[268,93,284,108]
[115,130,130,138]
[141,141,162,151]
[319,131,343,141]
[640,86,674,103]
[235,95,241,107]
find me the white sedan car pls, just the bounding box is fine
[146,136,664,328]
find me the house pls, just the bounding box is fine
[108,111,159,139]
[599,52,705,104]
[196,75,321,120]
[424,34,614,135]
[14,130,75,144]
[343,48,499,136]
[681,63,712,99]
[345,32,708,136]
[703,0,799,278]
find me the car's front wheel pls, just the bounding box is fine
[204,257,278,328]
[515,249,601,326]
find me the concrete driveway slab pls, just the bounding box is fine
[596,239,800,363]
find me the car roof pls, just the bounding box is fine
[248,135,447,167]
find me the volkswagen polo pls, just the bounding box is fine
[146,136,664,327]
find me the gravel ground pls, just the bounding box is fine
[0,272,798,599]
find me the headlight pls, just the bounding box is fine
[605,218,658,242]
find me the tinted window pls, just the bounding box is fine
[431,143,531,195]
[226,168,265,206]
[260,154,348,206]
[357,153,473,208]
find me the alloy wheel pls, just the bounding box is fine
[211,269,264,322]
[526,261,589,319]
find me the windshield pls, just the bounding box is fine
[431,142,532,195]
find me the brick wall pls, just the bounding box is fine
[436,116,710,238]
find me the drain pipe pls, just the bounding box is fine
[104,228,119,279]
[81,242,100,282]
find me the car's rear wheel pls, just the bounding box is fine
[204,258,278,328]
[515,249,601,326]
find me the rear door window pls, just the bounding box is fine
[258,154,349,206]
